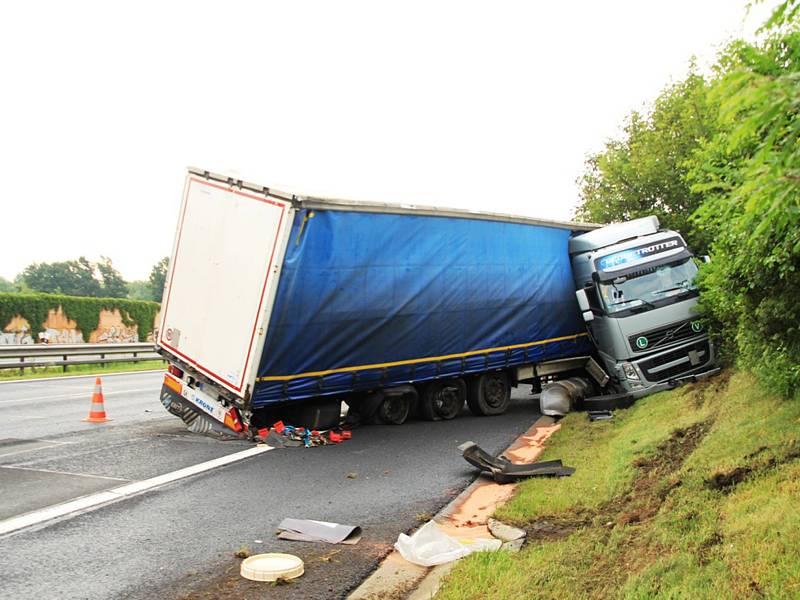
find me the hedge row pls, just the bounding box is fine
[0,292,160,342]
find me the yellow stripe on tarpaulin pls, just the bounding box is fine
[256,332,589,382]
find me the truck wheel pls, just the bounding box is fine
[376,391,412,425]
[420,378,466,421]
[467,372,510,416]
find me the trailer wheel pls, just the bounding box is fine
[467,372,510,416]
[375,388,414,425]
[420,378,466,421]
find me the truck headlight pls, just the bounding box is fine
[621,362,640,381]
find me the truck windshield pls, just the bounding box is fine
[598,258,699,315]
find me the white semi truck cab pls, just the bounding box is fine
[569,216,719,397]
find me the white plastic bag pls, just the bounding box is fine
[394,521,502,567]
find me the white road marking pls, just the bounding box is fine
[9,438,150,467]
[0,388,157,406]
[0,445,274,537]
[1,464,130,482]
[0,369,165,385]
[0,441,78,459]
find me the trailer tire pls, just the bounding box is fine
[375,387,414,425]
[419,378,466,421]
[467,372,510,416]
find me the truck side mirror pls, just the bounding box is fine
[575,289,595,322]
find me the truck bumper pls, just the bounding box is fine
[619,337,718,398]
[160,378,245,439]
[629,365,721,399]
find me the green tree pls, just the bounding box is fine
[21,257,102,297]
[690,10,800,396]
[127,280,153,301]
[0,277,16,293]
[575,68,717,252]
[574,0,800,395]
[13,274,31,293]
[148,257,169,302]
[96,256,128,298]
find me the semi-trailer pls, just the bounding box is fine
[156,168,718,437]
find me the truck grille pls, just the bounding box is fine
[638,340,711,382]
[629,320,702,353]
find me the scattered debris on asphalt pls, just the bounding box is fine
[346,472,358,479]
[234,546,251,558]
[588,410,614,421]
[395,521,502,566]
[317,549,341,563]
[458,441,575,483]
[254,421,353,448]
[276,518,362,545]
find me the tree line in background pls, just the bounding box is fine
[0,256,169,303]
[575,1,800,396]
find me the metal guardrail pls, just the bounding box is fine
[0,342,163,373]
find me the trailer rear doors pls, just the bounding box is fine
[158,172,293,398]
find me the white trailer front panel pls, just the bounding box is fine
[158,174,293,397]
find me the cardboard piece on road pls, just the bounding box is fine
[277,518,362,544]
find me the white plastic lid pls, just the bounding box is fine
[240,553,304,582]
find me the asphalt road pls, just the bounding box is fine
[0,371,542,599]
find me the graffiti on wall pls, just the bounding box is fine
[94,325,138,343]
[41,328,84,344]
[1,316,35,345]
[41,308,85,344]
[3,307,162,344]
[2,309,87,345]
[88,309,139,343]
[0,330,34,345]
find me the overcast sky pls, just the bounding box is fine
[0,1,777,282]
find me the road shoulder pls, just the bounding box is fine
[347,415,559,600]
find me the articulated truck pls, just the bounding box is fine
[156,168,718,437]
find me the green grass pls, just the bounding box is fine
[0,359,166,381]
[436,372,800,599]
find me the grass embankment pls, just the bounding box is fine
[438,372,800,599]
[0,359,166,381]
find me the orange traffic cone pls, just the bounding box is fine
[83,377,112,423]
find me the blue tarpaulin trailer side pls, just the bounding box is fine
[251,208,592,407]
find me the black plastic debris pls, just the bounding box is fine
[458,441,575,484]
[580,392,634,412]
[588,410,614,421]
